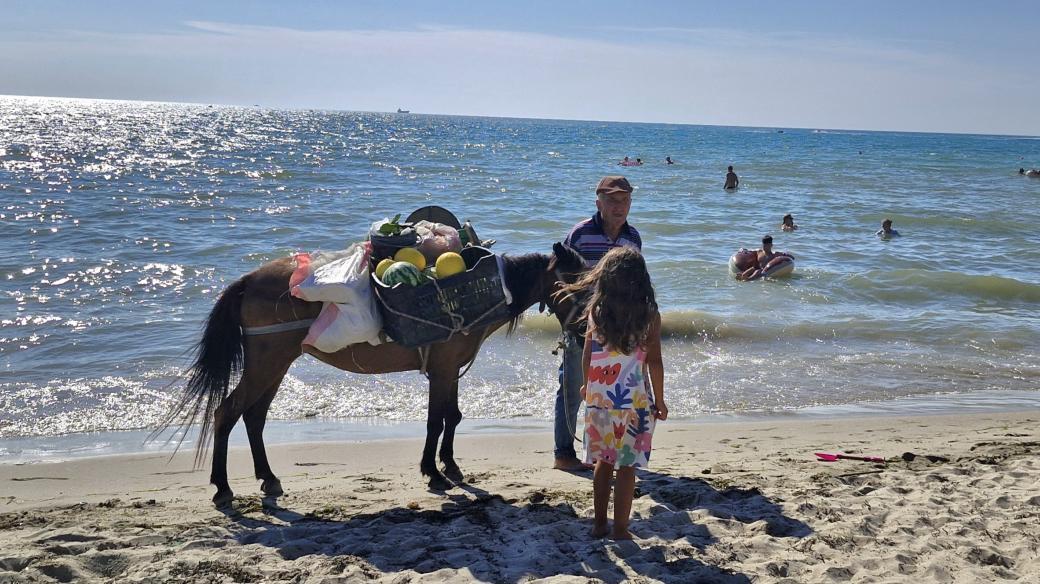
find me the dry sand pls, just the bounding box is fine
[1,411,1037,583]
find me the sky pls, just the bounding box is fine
[2,1,1038,135]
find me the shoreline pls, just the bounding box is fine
[2,388,1038,465]
[0,409,1037,582]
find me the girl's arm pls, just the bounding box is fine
[580,318,593,399]
[645,313,667,420]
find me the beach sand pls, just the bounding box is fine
[1,411,1037,583]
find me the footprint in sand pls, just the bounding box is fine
[33,561,81,583]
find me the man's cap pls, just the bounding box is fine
[596,176,633,196]
[762,235,774,244]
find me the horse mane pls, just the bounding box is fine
[500,252,551,333]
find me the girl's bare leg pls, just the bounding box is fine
[592,460,612,537]
[611,466,636,540]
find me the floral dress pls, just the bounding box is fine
[583,337,656,469]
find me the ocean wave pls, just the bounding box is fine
[515,310,1036,348]
[847,269,1040,303]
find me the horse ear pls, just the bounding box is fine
[556,242,583,270]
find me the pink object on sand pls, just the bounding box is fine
[815,452,886,464]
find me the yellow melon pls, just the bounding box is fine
[393,247,426,271]
[435,252,466,278]
[375,258,395,279]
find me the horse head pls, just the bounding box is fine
[500,242,587,335]
[544,242,589,336]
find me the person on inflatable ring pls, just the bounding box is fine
[737,235,794,281]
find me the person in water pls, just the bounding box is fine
[554,176,643,471]
[1021,168,1040,177]
[620,156,631,166]
[781,213,798,232]
[724,165,739,190]
[876,218,900,239]
[737,235,794,281]
[665,156,674,165]
[635,158,644,165]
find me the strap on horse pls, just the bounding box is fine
[414,322,495,382]
[242,319,316,336]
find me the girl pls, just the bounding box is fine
[559,246,667,539]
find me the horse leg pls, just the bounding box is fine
[243,380,285,498]
[210,389,248,507]
[439,377,464,483]
[210,331,302,506]
[421,374,452,490]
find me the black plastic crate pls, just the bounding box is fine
[372,247,510,347]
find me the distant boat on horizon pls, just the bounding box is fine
[396,108,410,114]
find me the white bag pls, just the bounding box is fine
[291,242,371,305]
[290,242,384,351]
[303,298,383,352]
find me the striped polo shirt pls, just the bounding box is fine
[564,212,642,266]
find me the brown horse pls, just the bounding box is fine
[164,243,587,506]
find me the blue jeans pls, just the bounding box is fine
[554,332,584,459]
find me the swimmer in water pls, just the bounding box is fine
[876,218,900,239]
[736,235,794,281]
[724,166,739,190]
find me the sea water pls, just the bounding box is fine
[1,96,1038,455]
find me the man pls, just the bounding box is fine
[737,235,794,281]
[724,165,739,190]
[553,176,642,471]
[876,218,900,239]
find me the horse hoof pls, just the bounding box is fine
[213,489,234,508]
[261,479,283,497]
[443,465,464,483]
[427,474,453,492]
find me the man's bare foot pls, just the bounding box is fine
[591,523,609,538]
[610,528,633,540]
[553,456,593,471]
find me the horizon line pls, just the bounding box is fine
[3,93,1038,140]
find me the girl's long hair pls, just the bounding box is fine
[555,247,658,354]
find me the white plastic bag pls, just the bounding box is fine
[302,298,383,351]
[291,242,383,351]
[291,242,371,305]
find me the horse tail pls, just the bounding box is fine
[153,276,246,467]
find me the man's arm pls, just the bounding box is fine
[738,266,762,281]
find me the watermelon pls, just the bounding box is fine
[381,261,424,287]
